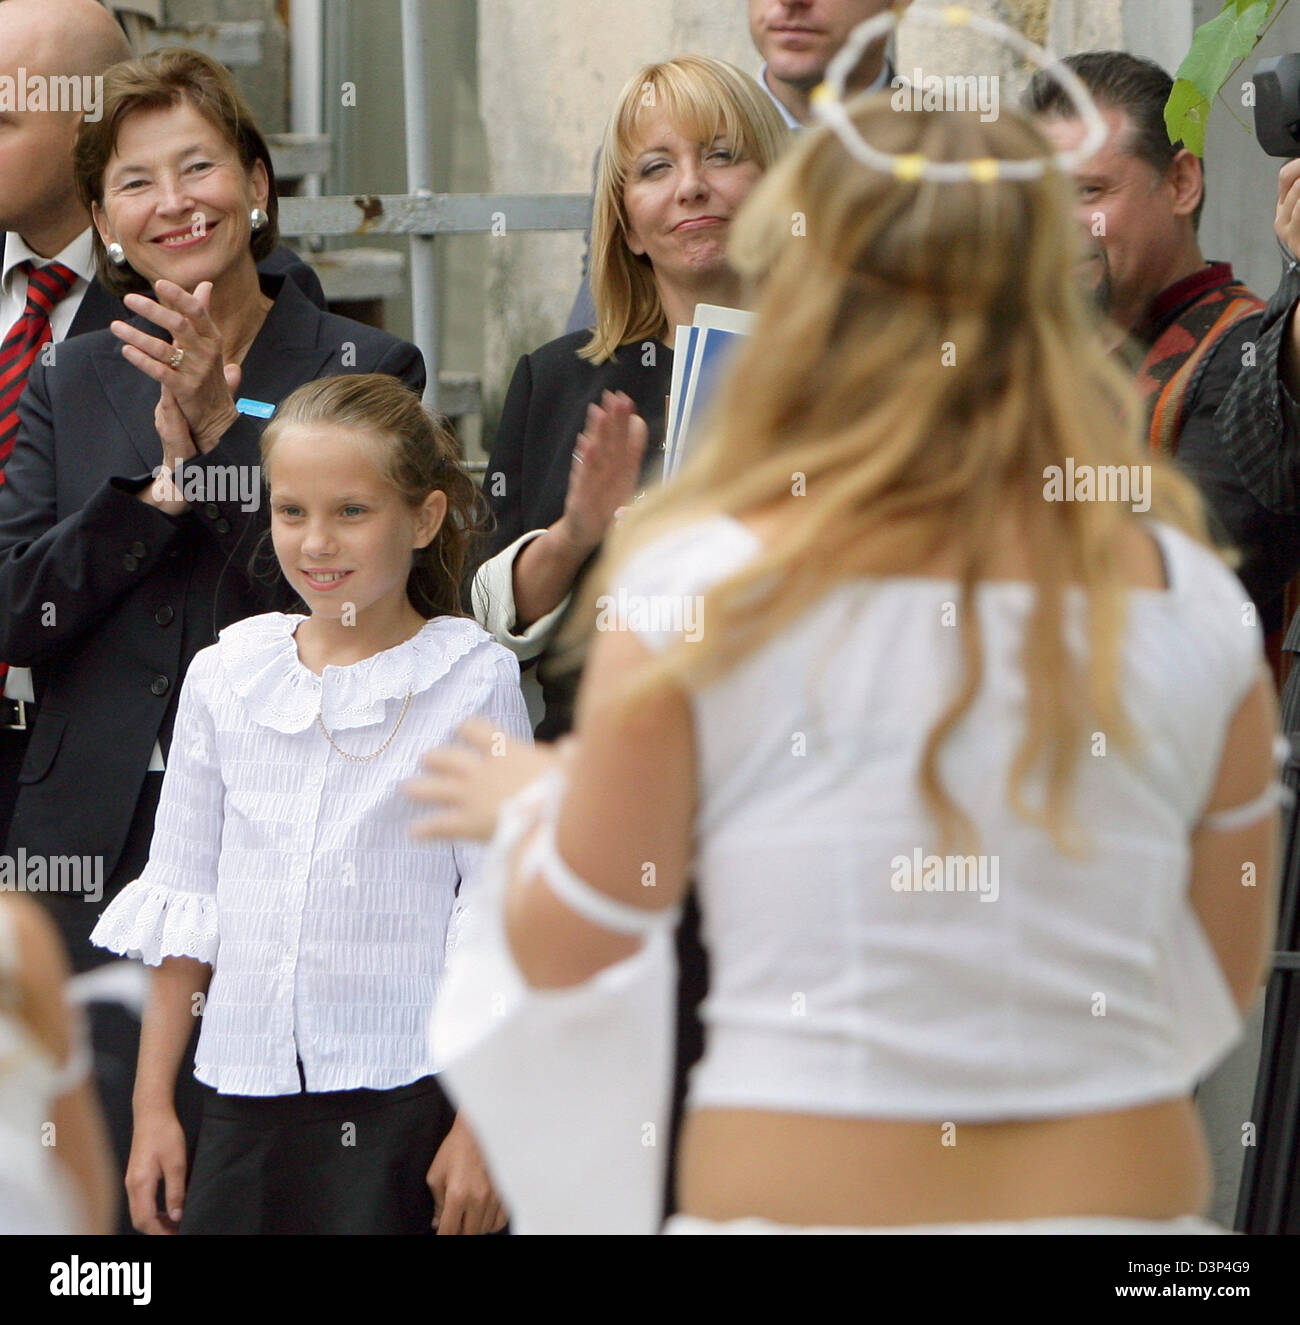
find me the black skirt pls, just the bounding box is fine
[180,1068,457,1235]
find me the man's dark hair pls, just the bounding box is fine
[1024,51,1205,229]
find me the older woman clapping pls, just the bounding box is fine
[474,55,787,738]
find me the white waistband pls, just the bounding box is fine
[664,1213,1227,1235]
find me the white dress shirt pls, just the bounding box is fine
[757,59,892,129]
[0,227,96,347]
[1,230,98,711]
[90,611,533,1096]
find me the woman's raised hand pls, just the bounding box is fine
[557,390,648,553]
[112,280,242,452]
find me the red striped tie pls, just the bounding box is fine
[0,260,78,687]
[0,260,79,479]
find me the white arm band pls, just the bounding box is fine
[1199,781,1289,832]
[516,773,680,937]
[49,1027,93,1096]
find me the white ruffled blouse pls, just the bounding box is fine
[90,612,532,1097]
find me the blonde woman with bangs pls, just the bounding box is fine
[416,98,1280,1234]
[472,55,787,739]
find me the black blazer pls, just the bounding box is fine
[480,330,673,737]
[0,272,423,876]
[0,231,328,334]
[484,330,673,561]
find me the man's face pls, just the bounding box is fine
[0,20,82,240]
[749,0,895,91]
[1039,108,1193,327]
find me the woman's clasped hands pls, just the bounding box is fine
[113,278,244,444]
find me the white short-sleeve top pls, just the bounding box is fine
[91,613,532,1097]
[614,515,1263,1121]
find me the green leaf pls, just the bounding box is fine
[1165,78,1211,156]
[1166,0,1276,154]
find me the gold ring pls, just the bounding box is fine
[169,347,185,370]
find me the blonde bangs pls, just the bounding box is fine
[581,56,789,363]
[607,59,777,187]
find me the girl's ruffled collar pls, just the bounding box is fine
[217,613,489,733]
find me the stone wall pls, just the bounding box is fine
[161,0,290,131]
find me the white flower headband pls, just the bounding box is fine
[811,3,1111,183]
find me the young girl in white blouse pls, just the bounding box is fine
[92,373,530,1235]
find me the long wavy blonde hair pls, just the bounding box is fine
[563,98,1215,854]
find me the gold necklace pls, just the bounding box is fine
[315,691,413,761]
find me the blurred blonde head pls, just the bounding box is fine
[576,96,1212,852]
[582,54,789,363]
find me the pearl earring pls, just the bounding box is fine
[250,207,269,232]
[106,241,126,265]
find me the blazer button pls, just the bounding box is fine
[122,553,139,571]
[130,540,147,557]
[150,675,169,696]
[155,605,175,626]
[214,518,231,534]
[203,504,220,519]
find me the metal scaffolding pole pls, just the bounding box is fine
[400,0,439,411]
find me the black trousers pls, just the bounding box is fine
[181,1071,457,1235]
[1283,651,1300,732]
[664,892,708,1219]
[0,723,28,848]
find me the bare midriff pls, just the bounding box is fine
[677,513,1205,1226]
[676,1098,1210,1227]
